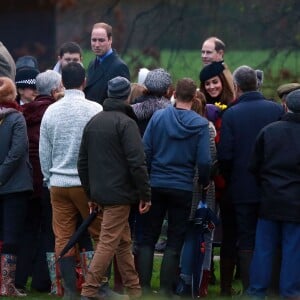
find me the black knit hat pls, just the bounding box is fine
[199,61,225,82]
[286,89,300,113]
[15,67,39,89]
[107,76,131,100]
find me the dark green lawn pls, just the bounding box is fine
[15,255,241,300]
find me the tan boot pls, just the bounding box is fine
[0,254,26,297]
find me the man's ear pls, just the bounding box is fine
[82,77,87,89]
[234,83,242,98]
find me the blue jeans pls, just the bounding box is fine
[247,218,300,298]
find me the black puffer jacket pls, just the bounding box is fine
[78,98,151,205]
[249,113,300,223]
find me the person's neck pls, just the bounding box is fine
[176,101,192,110]
[20,98,33,105]
[98,48,113,60]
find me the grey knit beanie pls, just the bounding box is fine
[144,68,172,95]
[286,89,300,113]
[107,76,131,100]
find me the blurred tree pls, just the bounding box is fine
[1,0,299,94]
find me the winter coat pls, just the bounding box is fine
[218,91,284,204]
[78,98,151,205]
[84,50,130,105]
[143,105,211,192]
[190,122,217,220]
[0,107,33,194]
[22,95,55,198]
[131,94,171,136]
[249,113,300,223]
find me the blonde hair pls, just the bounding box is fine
[191,89,206,116]
[128,83,147,104]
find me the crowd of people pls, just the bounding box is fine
[0,21,299,300]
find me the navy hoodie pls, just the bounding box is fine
[143,105,211,191]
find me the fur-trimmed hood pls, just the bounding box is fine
[0,107,18,122]
[131,95,171,120]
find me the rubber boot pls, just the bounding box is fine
[59,256,79,300]
[137,245,154,294]
[238,250,253,293]
[160,248,179,298]
[0,254,26,297]
[80,251,94,280]
[220,257,236,296]
[199,270,210,297]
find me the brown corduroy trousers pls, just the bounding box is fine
[81,204,141,298]
[50,186,101,257]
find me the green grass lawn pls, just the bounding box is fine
[13,255,240,300]
[148,255,241,300]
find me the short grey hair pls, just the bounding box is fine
[36,70,62,96]
[233,65,257,92]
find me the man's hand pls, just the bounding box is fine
[139,200,151,214]
[88,201,100,214]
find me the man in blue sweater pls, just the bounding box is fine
[138,77,211,298]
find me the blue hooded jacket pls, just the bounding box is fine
[143,105,211,191]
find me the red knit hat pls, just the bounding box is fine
[0,76,17,103]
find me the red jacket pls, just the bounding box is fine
[23,95,55,198]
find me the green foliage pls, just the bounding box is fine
[83,48,300,101]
